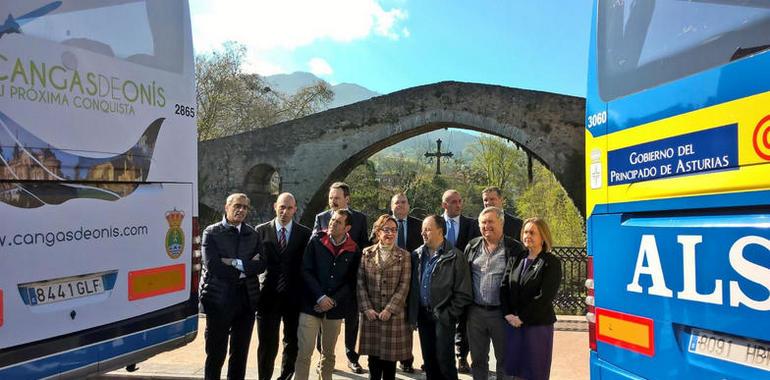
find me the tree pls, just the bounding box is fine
[195,42,333,140]
[516,163,585,246]
[467,135,528,206]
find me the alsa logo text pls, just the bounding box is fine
[626,235,770,311]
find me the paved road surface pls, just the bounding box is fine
[96,316,588,380]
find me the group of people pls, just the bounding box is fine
[199,182,562,380]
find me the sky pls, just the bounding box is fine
[189,0,594,97]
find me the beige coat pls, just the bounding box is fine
[356,244,412,361]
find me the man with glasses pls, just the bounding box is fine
[200,193,265,380]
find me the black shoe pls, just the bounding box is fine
[400,363,415,373]
[457,358,470,374]
[277,372,294,380]
[348,361,364,374]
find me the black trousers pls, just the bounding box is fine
[344,308,360,363]
[455,313,469,360]
[418,307,458,380]
[256,304,300,380]
[316,306,360,363]
[204,283,255,380]
[368,356,396,380]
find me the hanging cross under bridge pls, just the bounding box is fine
[424,138,453,175]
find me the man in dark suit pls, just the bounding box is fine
[441,189,480,374]
[311,182,368,373]
[312,182,369,250]
[200,193,266,380]
[255,192,312,380]
[391,192,423,252]
[442,189,480,255]
[482,186,523,240]
[390,192,422,373]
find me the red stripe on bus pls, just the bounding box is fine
[128,264,186,301]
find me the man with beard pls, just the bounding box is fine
[312,182,368,373]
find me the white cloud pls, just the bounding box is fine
[191,0,409,55]
[308,58,333,76]
[243,56,287,76]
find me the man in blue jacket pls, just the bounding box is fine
[295,209,361,380]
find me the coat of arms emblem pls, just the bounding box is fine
[165,209,185,259]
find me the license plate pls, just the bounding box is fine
[689,328,770,372]
[27,275,105,305]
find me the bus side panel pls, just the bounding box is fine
[0,183,193,350]
[592,212,770,379]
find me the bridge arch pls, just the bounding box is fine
[199,81,585,225]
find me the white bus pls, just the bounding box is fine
[0,1,200,378]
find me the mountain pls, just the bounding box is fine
[265,71,379,110]
[379,128,479,158]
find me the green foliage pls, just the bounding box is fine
[195,41,333,140]
[344,134,585,247]
[468,136,528,196]
[516,163,586,246]
[347,160,388,230]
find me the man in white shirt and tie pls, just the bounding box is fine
[441,189,480,374]
[390,192,422,373]
[254,193,312,380]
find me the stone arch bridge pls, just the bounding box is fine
[199,81,585,226]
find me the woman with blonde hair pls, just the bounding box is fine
[500,217,562,380]
[357,214,412,380]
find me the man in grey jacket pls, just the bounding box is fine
[408,215,472,380]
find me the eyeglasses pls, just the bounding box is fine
[380,227,397,234]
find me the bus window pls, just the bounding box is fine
[598,0,770,101]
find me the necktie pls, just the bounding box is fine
[277,227,288,293]
[446,219,457,247]
[279,227,287,250]
[397,219,406,249]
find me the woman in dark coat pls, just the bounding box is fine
[357,215,412,380]
[501,217,562,380]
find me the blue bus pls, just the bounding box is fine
[0,1,200,378]
[585,1,770,378]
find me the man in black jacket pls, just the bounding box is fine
[441,189,479,373]
[311,182,368,373]
[200,193,266,380]
[464,207,526,380]
[408,215,472,380]
[295,209,361,380]
[255,192,312,380]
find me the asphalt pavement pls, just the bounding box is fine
[95,315,588,380]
